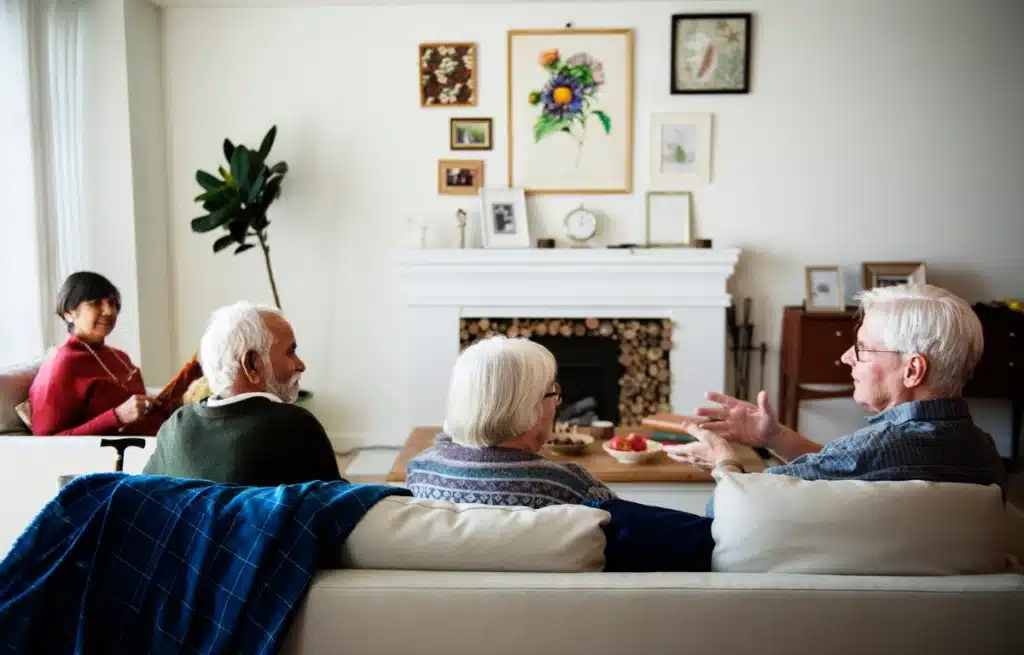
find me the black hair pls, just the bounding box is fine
[56,271,122,329]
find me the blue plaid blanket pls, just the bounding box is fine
[0,473,410,654]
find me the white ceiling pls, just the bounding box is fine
[151,0,712,7]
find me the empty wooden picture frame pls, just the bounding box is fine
[645,191,692,247]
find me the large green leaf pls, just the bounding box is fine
[194,185,234,205]
[196,170,221,192]
[258,125,277,159]
[222,139,235,163]
[248,169,267,205]
[213,234,236,253]
[593,110,612,134]
[262,177,283,204]
[190,207,233,233]
[534,115,570,142]
[248,151,266,178]
[230,147,250,190]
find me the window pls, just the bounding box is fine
[0,0,84,367]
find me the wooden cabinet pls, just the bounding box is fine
[778,306,858,430]
[778,303,1023,467]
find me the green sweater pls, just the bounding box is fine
[143,397,345,487]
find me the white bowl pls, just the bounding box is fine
[544,433,594,456]
[602,438,663,464]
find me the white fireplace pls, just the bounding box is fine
[396,248,740,430]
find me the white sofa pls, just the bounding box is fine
[282,569,1023,655]
[0,360,157,555]
[3,365,1023,654]
[277,487,1024,655]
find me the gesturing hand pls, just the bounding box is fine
[694,390,778,449]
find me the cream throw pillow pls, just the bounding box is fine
[711,471,1007,575]
[340,496,609,572]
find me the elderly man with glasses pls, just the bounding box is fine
[674,283,1006,496]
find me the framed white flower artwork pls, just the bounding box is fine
[649,112,712,190]
[507,28,634,194]
[479,188,530,248]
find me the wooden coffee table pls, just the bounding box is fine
[387,425,764,484]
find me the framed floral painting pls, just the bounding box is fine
[671,13,752,94]
[507,28,634,194]
[420,42,477,107]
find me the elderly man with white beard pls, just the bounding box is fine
[144,301,344,486]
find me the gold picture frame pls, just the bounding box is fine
[644,191,692,247]
[861,261,926,290]
[804,265,845,314]
[450,117,492,150]
[507,28,634,194]
[438,159,484,195]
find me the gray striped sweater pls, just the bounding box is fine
[406,434,616,508]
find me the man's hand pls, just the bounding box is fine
[694,390,779,449]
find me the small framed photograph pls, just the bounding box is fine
[450,117,492,150]
[438,159,484,195]
[479,187,530,248]
[671,13,752,94]
[805,265,845,313]
[420,42,477,107]
[650,112,712,189]
[645,191,692,247]
[862,261,926,290]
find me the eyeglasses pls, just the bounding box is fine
[543,382,562,404]
[853,342,903,362]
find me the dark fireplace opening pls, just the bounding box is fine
[532,335,623,426]
[459,317,672,427]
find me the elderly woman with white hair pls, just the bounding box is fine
[406,336,615,508]
[143,301,344,486]
[676,283,1006,498]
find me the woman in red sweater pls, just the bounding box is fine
[29,272,170,436]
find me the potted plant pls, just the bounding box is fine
[191,125,288,309]
[189,126,310,402]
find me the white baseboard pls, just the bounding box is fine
[327,431,409,454]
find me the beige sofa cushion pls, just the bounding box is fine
[0,361,42,434]
[339,496,609,572]
[711,471,1006,575]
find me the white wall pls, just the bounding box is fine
[161,1,1024,447]
[79,0,174,382]
[82,0,141,361]
[125,0,175,383]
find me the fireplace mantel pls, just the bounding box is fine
[396,248,740,429]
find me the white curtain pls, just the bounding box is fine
[0,0,84,367]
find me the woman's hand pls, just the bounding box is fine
[664,422,741,470]
[114,394,156,426]
[664,441,715,470]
